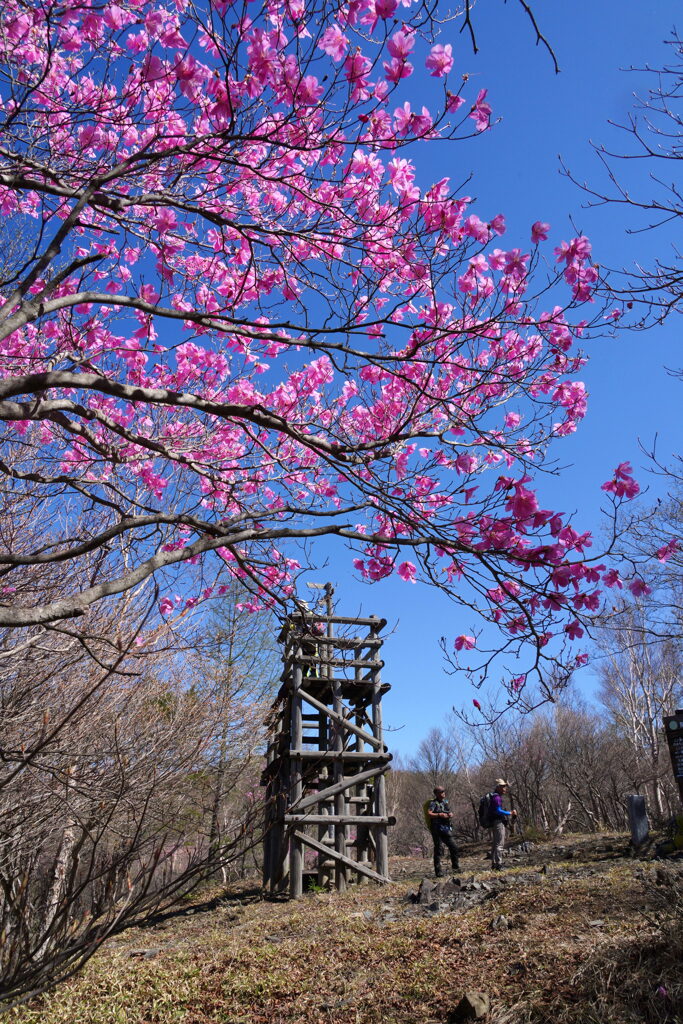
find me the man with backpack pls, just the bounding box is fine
[480,779,517,870]
[426,785,461,877]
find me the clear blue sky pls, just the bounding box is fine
[296,0,682,758]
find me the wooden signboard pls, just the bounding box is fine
[664,710,683,806]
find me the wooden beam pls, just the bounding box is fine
[295,655,384,670]
[289,762,390,813]
[292,831,389,884]
[298,687,384,750]
[285,814,396,825]
[286,614,387,628]
[289,750,390,762]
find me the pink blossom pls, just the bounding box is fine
[469,89,491,132]
[104,4,133,30]
[393,101,413,135]
[656,539,679,562]
[628,578,651,598]
[384,57,413,83]
[554,235,592,264]
[375,0,398,18]
[141,54,165,82]
[489,214,505,236]
[462,214,489,244]
[397,560,417,582]
[318,25,348,61]
[296,75,324,105]
[344,53,372,101]
[412,106,433,136]
[531,221,550,243]
[425,43,453,78]
[387,27,414,59]
[601,462,640,500]
[455,453,478,474]
[602,569,623,590]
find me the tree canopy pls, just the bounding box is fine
[0,0,646,705]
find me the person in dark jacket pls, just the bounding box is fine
[489,778,517,869]
[427,785,461,877]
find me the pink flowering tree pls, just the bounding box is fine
[0,0,639,709]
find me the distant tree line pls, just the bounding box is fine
[387,597,683,856]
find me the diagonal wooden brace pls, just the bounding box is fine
[288,761,391,814]
[298,687,383,750]
[291,830,389,884]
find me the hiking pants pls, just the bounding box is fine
[432,827,460,875]
[491,821,506,868]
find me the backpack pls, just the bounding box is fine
[478,792,494,828]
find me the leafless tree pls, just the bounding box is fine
[593,602,683,819]
[567,31,683,326]
[196,585,280,877]
[0,565,271,1008]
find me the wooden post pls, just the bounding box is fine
[289,657,304,898]
[333,673,347,892]
[317,710,331,889]
[371,620,389,880]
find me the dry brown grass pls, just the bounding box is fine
[7,835,683,1024]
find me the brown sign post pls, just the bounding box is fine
[664,709,683,807]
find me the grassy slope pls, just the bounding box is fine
[8,834,683,1024]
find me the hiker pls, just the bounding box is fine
[486,779,517,870]
[287,618,325,678]
[427,785,461,877]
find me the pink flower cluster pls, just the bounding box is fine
[0,0,627,692]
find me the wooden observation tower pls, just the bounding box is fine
[262,587,394,897]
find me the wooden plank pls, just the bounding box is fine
[292,831,389,884]
[289,750,390,762]
[287,614,387,629]
[298,687,383,750]
[285,814,395,825]
[295,655,384,670]
[278,677,390,692]
[312,636,382,649]
[289,762,391,813]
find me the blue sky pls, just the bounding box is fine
[297,0,682,758]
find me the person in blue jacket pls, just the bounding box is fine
[490,779,517,870]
